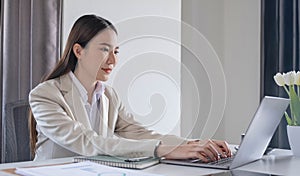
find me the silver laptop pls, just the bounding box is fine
[161,96,289,170]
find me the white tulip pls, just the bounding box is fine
[274,73,285,86]
[283,71,296,86]
[295,71,300,85]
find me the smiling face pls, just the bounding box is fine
[73,28,119,83]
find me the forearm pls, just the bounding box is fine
[30,90,159,157]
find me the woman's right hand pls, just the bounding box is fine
[156,140,230,162]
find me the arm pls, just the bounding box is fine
[105,87,231,161]
[29,82,159,157]
[107,87,187,146]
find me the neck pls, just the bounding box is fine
[74,69,96,104]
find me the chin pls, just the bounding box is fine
[97,76,109,82]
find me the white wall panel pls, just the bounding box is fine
[63,0,181,135]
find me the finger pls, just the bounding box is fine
[217,141,230,154]
[197,141,219,161]
[212,140,231,157]
[221,142,232,157]
[202,140,223,159]
[196,152,209,163]
[190,144,216,161]
[201,145,218,161]
[198,141,224,160]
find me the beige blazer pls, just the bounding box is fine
[29,73,186,160]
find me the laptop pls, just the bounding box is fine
[161,96,289,170]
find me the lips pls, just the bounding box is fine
[102,68,112,74]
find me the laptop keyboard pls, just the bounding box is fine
[207,155,235,166]
[189,154,235,167]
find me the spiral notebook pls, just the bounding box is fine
[74,155,160,169]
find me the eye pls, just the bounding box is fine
[100,47,109,52]
[114,50,119,55]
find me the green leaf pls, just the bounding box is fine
[289,87,300,125]
[285,112,292,126]
[294,116,299,126]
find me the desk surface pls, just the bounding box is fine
[237,149,300,176]
[0,149,299,176]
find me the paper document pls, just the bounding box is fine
[16,161,164,176]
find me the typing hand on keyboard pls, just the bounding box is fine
[186,139,232,163]
[158,139,232,162]
[189,153,235,166]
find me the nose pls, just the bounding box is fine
[107,51,117,65]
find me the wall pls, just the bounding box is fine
[181,0,261,144]
[62,0,182,135]
[63,0,261,144]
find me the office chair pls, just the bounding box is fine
[2,100,32,163]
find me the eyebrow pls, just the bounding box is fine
[98,43,119,49]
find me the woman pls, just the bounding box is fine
[29,14,231,161]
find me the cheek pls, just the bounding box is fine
[81,54,105,74]
[91,52,107,65]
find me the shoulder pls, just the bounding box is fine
[103,84,121,105]
[30,79,58,93]
[29,75,65,100]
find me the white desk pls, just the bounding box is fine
[236,149,300,176]
[0,149,299,176]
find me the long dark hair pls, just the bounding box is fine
[29,14,117,156]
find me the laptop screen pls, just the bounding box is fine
[230,96,289,169]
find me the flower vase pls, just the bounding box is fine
[287,125,300,157]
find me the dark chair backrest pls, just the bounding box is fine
[2,100,32,163]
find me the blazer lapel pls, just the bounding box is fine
[59,74,92,130]
[100,94,109,137]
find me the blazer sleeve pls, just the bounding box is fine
[109,87,188,146]
[29,81,160,157]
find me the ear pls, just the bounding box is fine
[73,43,84,60]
